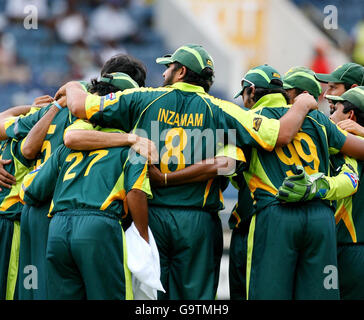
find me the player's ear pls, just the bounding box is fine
[250,86,256,98]
[349,110,356,121]
[180,66,187,78]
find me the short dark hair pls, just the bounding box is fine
[342,100,364,126]
[344,82,353,91]
[88,74,122,96]
[173,62,214,93]
[245,85,290,104]
[100,54,147,87]
[292,88,305,97]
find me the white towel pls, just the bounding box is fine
[125,223,165,300]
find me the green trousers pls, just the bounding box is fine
[247,201,339,300]
[46,210,131,300]
[337,244,364,300]
[0,216,20,300]
[148,205,223,300]
[18,203,50,300]
[228,220,250,300]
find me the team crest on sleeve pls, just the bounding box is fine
[105,92,116,101]
[344,172,359,188]
[253,117,263,131]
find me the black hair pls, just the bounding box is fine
[342,100,364,126]
[292,88,305,97]
[173,62,214,93]
[88,74,122,96]
[100,54,147,87]
[245,85,290,104]
[344,83,353,91]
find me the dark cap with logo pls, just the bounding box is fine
[315,63,364,86]
[234,64,283,98]
[283,66,322,100]
[100,72,139,90]
[325,86,364,112]
[156,44,214,77]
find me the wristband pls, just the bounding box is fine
[164,173,168,186]
[53,101,62,110]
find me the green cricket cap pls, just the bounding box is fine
[234,64,283,98]
[283,66,322,100]
[156,44,214,76]
[326,86,364,112]
[315,62,364,86]
[100,72,139,90]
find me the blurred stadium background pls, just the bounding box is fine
[0,0,363,299]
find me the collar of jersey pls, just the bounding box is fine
[251,93,288,110]
[169,81,206,93]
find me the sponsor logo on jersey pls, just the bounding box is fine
[344,171,359,189]
[253,117,262,131]
[105,92,116,101]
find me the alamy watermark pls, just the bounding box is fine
[323,265,338,290]
[127,122,238,176]
[23,265,38,290]
[23,5,38,30]
[323,5,338,30]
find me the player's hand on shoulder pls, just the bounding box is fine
[0,159,16,191]
[33,95,54,107]
[54,81,81,100]
[337,119,364,137]
[129,134,159,164]
[294,92,318,111]
[56,96,67,108]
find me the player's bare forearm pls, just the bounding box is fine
[0,105,33,140]
[64,130,158,162]
[64,130,133,150]
[337,119,364,138]
[340,133,364,161]
[276,93,317,147]
[149,156,235,187]
[55,81,87,119]
[21,104,60,160]
[0,105,33,120]
[126,189,149,243]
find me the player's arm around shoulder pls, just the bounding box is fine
[63,119,158,163]
[124,154,152,243]
[324,155,360,200]
[20,145,65,206]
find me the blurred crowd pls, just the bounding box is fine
[0,0,156,107]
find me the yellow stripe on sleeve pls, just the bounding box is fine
[204,95,280,151]
[131,163,153,199]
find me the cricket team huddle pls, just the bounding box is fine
[1,43,364,300]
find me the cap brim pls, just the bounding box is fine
[234,89,243,99]
[325,94,345,102]
[156,56,173,65]
[314,73,342,83]
[283,81,294,90]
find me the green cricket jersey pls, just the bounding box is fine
[331,154,364,244]
[0,139,34,220]
[4,106,77,169]
[243,93,351,213]
[84,82,279,211]
[21,144,152,218]
[228,173,254,230]
[3,82,89,168]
